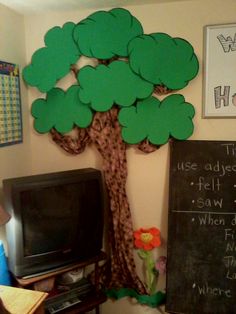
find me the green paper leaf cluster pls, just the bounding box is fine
[106,288,166,308]
[78,60,154,111]
[23,22,81,93]
[118,94,195,145]
[128,33,199,90]
[32,85,93,133]
[23,8,199,142]
[73,8,143,59]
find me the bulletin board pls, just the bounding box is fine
[0,61,23,147]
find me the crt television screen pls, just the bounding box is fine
[21,179,101,257]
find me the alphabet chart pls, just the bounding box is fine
[0,61,23,147]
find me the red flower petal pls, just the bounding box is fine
[134,239,144,249]
[133,230,142,239]
[150,227,160,236]
[143,243,153,251]
[133,227,162,251]
[151,237,161,247]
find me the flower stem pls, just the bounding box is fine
[145,251,155,295]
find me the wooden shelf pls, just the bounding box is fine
[14,251,107,314]
[15,251,107,287]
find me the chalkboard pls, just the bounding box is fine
[166,140,236,314]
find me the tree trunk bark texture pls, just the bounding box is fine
[50,107,158,294]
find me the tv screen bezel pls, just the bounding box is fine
[3,168,104,279]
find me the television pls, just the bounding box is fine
[3,168,104,279]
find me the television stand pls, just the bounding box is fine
[13,251,107,314]
[21,261,91,280]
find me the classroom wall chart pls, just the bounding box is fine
[0,61,22,147]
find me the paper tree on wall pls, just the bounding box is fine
[23,8,199,295]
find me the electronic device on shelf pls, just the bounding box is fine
[3,168,105,278]
[45,278,94,314]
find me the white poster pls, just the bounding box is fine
[203,24,236,117]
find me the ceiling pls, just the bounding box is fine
[0,0,190,15]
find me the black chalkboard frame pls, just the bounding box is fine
[166,139,236,314]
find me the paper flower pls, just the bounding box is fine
[134,227,161,251]
[133,227,165,295]
[155,256,167,275]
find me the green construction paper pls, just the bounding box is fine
[73,8,143,59]
[23,22,80,93]
[78,60,153,112]
[31,85,93,133]
[145,252,156,295]
[106,288,166,308]
[118,94,195,145]
[128,33,199,90]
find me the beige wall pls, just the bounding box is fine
[0,4,31,249]
[1,0,236,313]
[24,1,236,313]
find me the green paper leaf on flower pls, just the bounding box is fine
[147,257,155,270]
[32,85,93,133]
[118,94,195,145]
[128,33,199,90]
[73,8,143,59]
[23,22,81,92]
[138,250,149,259]
[78,60,153,111]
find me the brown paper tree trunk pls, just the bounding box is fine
[51,107,158,294]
